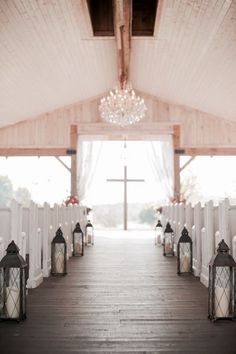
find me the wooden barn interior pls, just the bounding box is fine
[0,0,236,353]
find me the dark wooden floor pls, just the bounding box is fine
[1,230,236,353]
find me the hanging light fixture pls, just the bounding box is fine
[99,83,147,127]
[99,0,147,127]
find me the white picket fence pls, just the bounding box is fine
[0,200,87,289]
[162,198,236,287]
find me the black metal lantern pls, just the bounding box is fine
[85,220,94,246]
[155,220,163,246]
[51,227,67,276]
[208,239,236,321]
[177,227,193,275]
[163,222,174,256]
[0,241,27,321]
[72,222,84,256]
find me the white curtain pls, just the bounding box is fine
[77,135,174,205]
[77,136,105,204]
[145,135,174,201]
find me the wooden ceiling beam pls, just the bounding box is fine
[0,148,74,157]
[175,147,236,156]
[113,0,132,88]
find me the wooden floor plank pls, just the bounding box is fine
[0,230,236,353]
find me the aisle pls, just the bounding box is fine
[0,230,236,353]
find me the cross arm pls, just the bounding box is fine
[107,179,145,182]
[107,179,124,182]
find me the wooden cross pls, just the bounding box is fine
[107,165,144,230]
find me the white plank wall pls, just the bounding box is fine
[0,94,236,148]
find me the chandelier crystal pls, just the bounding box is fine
[99,84,147,127]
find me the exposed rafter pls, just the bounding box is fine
[113,0,132,88]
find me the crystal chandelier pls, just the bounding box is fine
[99,83,147,127]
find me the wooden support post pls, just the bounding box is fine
[173,125,181,202]
[70,125,78,197]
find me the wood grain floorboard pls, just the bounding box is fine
[0,230,236,353]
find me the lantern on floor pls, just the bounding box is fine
[51,227,67,276]
[177,227,193,275]
[208,239,236,321]
[85,220,94,246]
[0,241,27,321]
[155,220,163,246]
[163,222,174,256]
[72,222,84,257]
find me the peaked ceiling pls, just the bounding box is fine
[0,0,236,128]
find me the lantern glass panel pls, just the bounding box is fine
[73,232,83,256]
[179,243,191,273]
[22,270,26,315]
[155,226,162,246]
[214,266,232,318]
[86,225,94,245]
[0,269,3,312]
[5,268,20,319]
[0,267,25,320]
[55,243,65,274]
[164,232,174,255]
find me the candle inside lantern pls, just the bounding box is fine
[165,242,172,254]
[6,287,20,319]
[55,253,64,273]
[75,243,81,254]
[161,233,164,245]
[215,287,230,317]
[156,233,161,246]
[87,234,92,244]
[180,254,191,273]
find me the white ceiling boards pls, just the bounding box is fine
[0,0,236,129]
